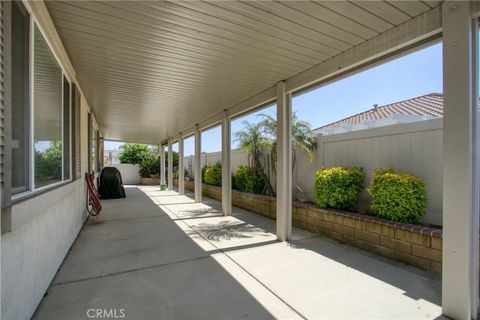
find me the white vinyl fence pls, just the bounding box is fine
[183,149,249,178]
[109,164,141,185]
[184,118,443,225]
[295,118,442,225]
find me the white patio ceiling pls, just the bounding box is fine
[45,1,442,144]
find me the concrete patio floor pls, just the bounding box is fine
[33,186,442,320]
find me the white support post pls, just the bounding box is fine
[194,126,202,203]
[179,137,185,195]
[167,139,173,191]
[276,81,292,241]
[222,111,232,215]
[442,2,478,319]
[160,144,166,186]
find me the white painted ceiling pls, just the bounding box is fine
[45,1,441,143]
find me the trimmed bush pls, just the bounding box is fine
[369,167,427,223]
[313,167,365,210]
[119,144,152,165]
[232,165,266,194]
[139,156,160,178]
[203,163,222,186]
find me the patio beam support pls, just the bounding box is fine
[442,2,478,319]
[276,81,292,241]
[194,125,202,203]
[160,144,166,186]
[167,139,173,190]
[222,111,232,215]
[178,136,185,195]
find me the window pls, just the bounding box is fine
[91,128,97,173]
[10,4,75,196]
[11,1,30,194]
[89,114,98,174]
[72,84,81,180]
[33,25,63,188]
[63,76,71,180]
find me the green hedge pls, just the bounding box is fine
[119,144,152,165]
[313,167,365,210]
[203,163,222,186]
[369,167,427,223]
[232,165,266,194]
[139,156,160,178]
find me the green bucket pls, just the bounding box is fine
[160,183,167,191]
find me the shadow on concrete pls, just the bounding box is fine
[178,191,443,308]
[33,187,277,320]
[154,202,197,206]
[290,235,441,305]
[192,221,271,241]
[173,191,442,312]
[208,239,280,254]
[173,214,224,221]
[162,189,442,318]
[164,207,224,222]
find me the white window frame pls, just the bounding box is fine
[11,2,74,201]
[472,14,480,320]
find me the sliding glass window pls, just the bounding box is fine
[10,3,75,196]
[33,25,63,188]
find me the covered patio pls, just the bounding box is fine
[2,1,480,319]
[34,186,441,319]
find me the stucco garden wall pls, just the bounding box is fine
[110,163,141,185]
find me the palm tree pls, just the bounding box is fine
[233,121,270,171]
[259,112,317,166]
[233,120,276,195]
[259,112,317,201]
[233,113,317,196]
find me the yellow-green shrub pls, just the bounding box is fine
[203,163,222,186]
[313,167,365,210]
[369,167,427,223]
[232,165,266,194]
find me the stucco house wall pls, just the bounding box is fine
[1,4,98,319]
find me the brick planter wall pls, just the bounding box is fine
[181,180,222,201]
[175,180,442,273]
[141,177,160,185]
[293,203,442,273]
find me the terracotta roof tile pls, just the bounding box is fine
[315,93,443,130]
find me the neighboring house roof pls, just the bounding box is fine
[314,93,443,132]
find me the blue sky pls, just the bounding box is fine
[106,42,443,156]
